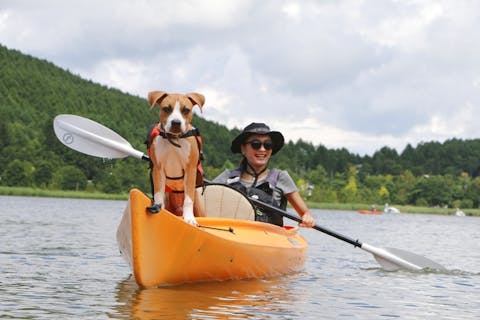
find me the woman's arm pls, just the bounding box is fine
[285,191,315,228]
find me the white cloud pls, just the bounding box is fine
[0,10,9,30]
[85,59,149,95]
[354,1,445,51]
[282,2,301,19]
[197,87,233,116]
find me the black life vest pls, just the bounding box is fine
[225,168,286,226]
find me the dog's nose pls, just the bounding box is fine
[170,120,182,133]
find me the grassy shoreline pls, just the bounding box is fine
[306,201,480,216]
[0,186,128,201]
[1,186,478,216]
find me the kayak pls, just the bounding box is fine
[358,209,382,215]
[116,188,308,287]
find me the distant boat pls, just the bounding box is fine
[358,209,382,215]
[455,208,466,216]
[384,203,400,214]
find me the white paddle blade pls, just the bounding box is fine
[361,243,422,271]
[361,243,446,271]
[382,247,447,271]
[53,114,145,159]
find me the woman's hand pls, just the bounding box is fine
[299,211,315,228]
[285,192,316,228]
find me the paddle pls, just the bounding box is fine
[53,114,446,272]
[249,198,446,271]
[53,114,149,161]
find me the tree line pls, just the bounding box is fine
[2,44,480,208]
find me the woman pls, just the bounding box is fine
[213,122,315,228]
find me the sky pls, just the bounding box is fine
[1,0,480,155]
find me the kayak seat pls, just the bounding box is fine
[197,184,255,221]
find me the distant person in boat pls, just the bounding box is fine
[213,122,315,228]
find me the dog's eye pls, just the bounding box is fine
[162,106,172,113]
[181,108,191,115]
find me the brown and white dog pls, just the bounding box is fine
[147,90,205,225]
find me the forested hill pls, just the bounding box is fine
[2,44,480,208]
[0,44,238,192]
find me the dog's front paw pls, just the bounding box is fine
[183,211,198,226]
[147,203,162,214]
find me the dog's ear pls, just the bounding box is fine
[187,93,205,111]
[148,91,168,109]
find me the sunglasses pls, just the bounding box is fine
[246,140,273,150]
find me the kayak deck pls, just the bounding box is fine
[117,188,307,287]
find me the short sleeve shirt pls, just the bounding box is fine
[213,168,298,195]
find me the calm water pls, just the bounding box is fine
[0,195,478,319]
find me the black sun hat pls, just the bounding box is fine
[231,122,285,155]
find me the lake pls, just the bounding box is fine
[0,195,478,319]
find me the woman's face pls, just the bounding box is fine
[240,134,273,170]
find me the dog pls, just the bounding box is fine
[146,90,205,225]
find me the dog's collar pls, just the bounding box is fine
[158,124,200,148]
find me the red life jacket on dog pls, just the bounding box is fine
[145,123,205,191]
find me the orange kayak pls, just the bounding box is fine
[358,210,382,214]
[358,209,382,215]
[116,188,308,287]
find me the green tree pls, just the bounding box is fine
[465,176,480,208]
[409,175,455,207]
[392,170,416,205]
[340,165,358,202]
[97,172,122,193]
[33,160,55,187]
[306,164,328,186]
[378,185,389,202]
[52,165,87,190]
[2,159,35,186]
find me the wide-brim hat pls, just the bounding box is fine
[231,122,285,155]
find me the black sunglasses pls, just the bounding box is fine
[246,140,273,150]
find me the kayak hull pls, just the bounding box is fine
[117,188,308,287]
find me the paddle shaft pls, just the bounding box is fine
[249,198,434,270]
[249,197,362,248]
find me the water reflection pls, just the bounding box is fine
[112,275,299,319]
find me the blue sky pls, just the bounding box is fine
[1,0,479,155]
